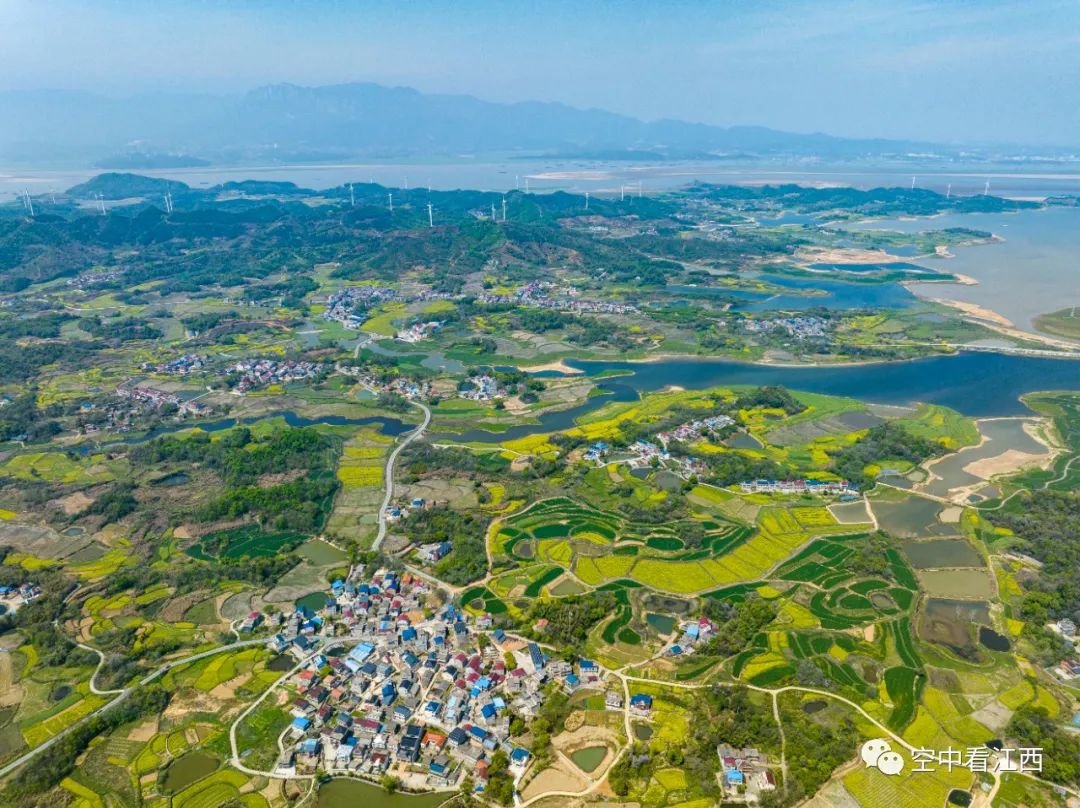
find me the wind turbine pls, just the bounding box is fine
[349,183,355,207]
[525,178,530,192]
[910,176,916,190]
[638,182,643,199]
[427,202,434,228]
[946,183,952,199]
[22,190,34,217]
[97,193,106,215]
[620,185,625,202]
[388,193,394,213]
[501,197,507,222]
[584,191,589,210]
[984,179,991,196]
[491,202,497,221]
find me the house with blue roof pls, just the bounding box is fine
[510,748,531,768]
[563,673,580,693]
[291,716,311,732]
[579,659,599,675]
[528,642,546,670]
[630,693,653,715]
[469,725,489,742]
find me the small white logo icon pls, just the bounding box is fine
[861,739,905,776]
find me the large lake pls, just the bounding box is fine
[443,351,1080,441]
[6,160,1080,200]
[845,207,1080,333]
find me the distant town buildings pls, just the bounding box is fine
[738,479,856,496]
[229,359,324,394]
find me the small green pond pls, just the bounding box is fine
[570,746,607,773]
[160,751,219,793]
[317,779,450,807]
[296,592,331,612]
[646,613,677,635]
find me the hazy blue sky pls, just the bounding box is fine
[2,0,1078,145]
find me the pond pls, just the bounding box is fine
[633,722,653,740]
[901,539,983,569]
[267,654,295,672]
[160,751,219,794]
[918,569,995,599]
[49,684,71,702]
[727,431,763,450]
[978,626,1011,652]
[646,613,677,635]
[151,471,191,487]
[919,598,992,659]
[317,779,452,808]
[802,699,827,714]
[570,746,608,773]
[295,592,332,613]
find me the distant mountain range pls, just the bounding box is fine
[0,82,1042,167]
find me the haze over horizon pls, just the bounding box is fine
[3,0,1080,148]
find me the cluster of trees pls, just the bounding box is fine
[0,338,99,382]
[988,490,1080,662]
[77,315,162,342]
[524,592,618,650]
[401,506,491,585]
[527,685,573,772]
[1007,705,1080,786]
[131,426,334,486]
[763,695,859,806]
[0,390,61,442]
[735,385,807,415]
[700,596,779,657]
[400,443,510,478]
[199,475,337,532]
[831,422,944,488]
[79,481,137,523]
[609,685,781,800]
[483,749,515,805]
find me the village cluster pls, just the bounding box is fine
[396,321,443,344]
[458,374,505,402]
[322,286,453,330]
[0,581,42,613]
[478,280,639,316]
[66,267,126,289]
[738,479,858,496]
[147,353,207,376]
[742,316,829,341]
[1048,619,1080,681]
[336,364,432,401]
[255,567,669,798]
[228,358,325,394]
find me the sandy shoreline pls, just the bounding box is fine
[522,359,585,374]
[921,296,1080,351]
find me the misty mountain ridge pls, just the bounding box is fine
[0,81,1019,167]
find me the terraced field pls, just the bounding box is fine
[494,498,868,595]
